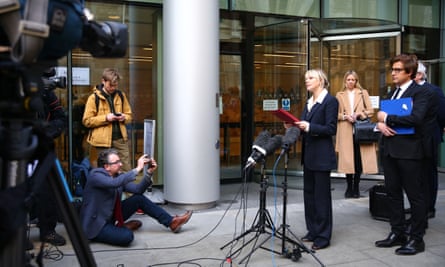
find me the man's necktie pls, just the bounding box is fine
[392,87,401,99]
[113,191,124,227]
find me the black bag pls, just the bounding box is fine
[354,119,380,143]
[369,183,391,221]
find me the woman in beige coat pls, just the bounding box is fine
[335,70,378,198]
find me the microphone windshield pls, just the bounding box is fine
[264,135,282,155]
[282,126,300,149]
[253,130,271,147]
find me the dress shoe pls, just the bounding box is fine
[344,189,353,198]
[375,232,407,248]
[170,210,193,233]
[124,220,143,231]
[395,239,425,255]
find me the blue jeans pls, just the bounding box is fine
[92,194,173,246]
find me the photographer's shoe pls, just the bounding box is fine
[41,230,66,246]
[170,211,193,233]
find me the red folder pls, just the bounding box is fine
[271,109,300,123]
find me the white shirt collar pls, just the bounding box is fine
[308,89,328,110]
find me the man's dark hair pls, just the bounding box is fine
[97,149,119,167]
[390,54,418,79]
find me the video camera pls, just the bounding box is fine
[42,67,67,90]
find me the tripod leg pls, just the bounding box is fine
[48,155,96,267]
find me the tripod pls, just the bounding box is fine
[220,152,325,266]
[0,121,96,267]
[0,63,96,266]
[220,159,277,264]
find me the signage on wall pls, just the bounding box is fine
[281,98,290,111]
[55,67,91,85]
[263,99,279,111]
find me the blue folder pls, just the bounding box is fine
[380,97,415,135]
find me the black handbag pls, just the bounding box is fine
[353,89,380,143]
[354,119,379,143]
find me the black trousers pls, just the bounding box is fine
[303,166,332,247]
[31,174,59,238]
[382,155,427,240]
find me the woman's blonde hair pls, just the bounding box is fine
[305,69,330,89]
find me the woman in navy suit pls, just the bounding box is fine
[294,69,339,250]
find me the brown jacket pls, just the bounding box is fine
[335,88,378,174]
[82,87,133,147]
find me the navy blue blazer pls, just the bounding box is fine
[80,168,152,239]
[383,81,432,159]
[300,93,339,171]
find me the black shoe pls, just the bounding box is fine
[40,231,66,246]
[344,190,353,198]
[375,232,407,248]
[427,210,435,219]
[395,239,425,255]
[26,239,34,251]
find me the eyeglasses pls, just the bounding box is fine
[107,160,122,165]
[391,68,404,73]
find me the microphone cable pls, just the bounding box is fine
[62,172,252,267]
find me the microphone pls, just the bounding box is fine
[245,134,282,169]
[280,126,300,155]
[245,131,270,169]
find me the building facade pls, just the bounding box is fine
[56,0,444,204]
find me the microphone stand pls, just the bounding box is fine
[220,158,278,264]
[275,149,325,266]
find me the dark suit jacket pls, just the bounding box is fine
[422,82,445,143]
[80,168,152,239]
[382,81,432,159]
[300,93,338,171]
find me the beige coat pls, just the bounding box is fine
[335,89,378,174]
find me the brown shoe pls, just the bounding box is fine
[124,220,143,231]
[170,210,193,233]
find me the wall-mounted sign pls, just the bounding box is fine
[55,67,90,85]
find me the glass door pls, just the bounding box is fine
[220,55,242,179]
[253,18,309,171]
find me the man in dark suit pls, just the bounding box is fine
[375,54,433,255]
[414,61,445,219]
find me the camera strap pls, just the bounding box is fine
[0,0,50,64]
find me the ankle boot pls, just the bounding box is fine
[345,174,353,198]
[352,174,361,198]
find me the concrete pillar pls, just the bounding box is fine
[163,0,220,209]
